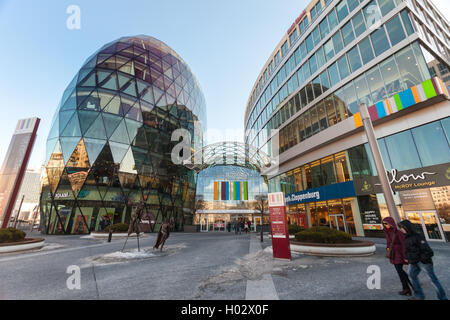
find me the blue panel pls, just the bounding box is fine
[285,181,356,204]
[236,182,241,200]
[225,182,229,200]
[398,89,416,108]
[375,102,386,118]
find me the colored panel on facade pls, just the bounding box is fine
[213,181,218,200]
[398,89,416,108]
[368,105,379,121]
[236,181,241,200]
[422,79,437,99]
[394,94,403,110]
[353,112,362,128]
[375,102,386,118]
[225,181,229,200]
[243,181,248,200]
[411,86,420,104]
[221,181,226,200]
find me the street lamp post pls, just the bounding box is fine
[358,103,402,223]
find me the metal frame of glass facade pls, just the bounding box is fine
[40,35,206,235]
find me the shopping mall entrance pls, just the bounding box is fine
[329,214,347,233]
[405,211,445,242]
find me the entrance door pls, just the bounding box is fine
[200,216,209,232]
[405,211,445,242]
[329,214,347,233]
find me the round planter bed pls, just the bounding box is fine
[90,232,149,240]
[0,238,45,254]
[290,240,376,257]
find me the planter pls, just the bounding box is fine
[289,240,376,257]
[90,232,149,239]
[0,238,45,254]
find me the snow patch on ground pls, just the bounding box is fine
[83,243,187,267]
[40,243,66,251]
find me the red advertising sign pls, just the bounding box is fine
[268,192,291,260]
[298,212,307,229]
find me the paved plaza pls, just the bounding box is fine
[0,231,449,300]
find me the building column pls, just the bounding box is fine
[351,198,365,237]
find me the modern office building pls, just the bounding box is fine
[0,118,40,228]
[11,168,41,223]
[40,35,206,234]
[244,0,450,241]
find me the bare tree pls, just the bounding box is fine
[254,195,268,242]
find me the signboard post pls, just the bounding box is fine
[268,192,291,261]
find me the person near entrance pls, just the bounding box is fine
[234,219,239,234]
[398,220,448,300]
[382,217,413,296]
[247,220,251,233]
[227,221,231,232]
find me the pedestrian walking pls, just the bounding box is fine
[239,220,243,235]
[382,217,413,296]
[234,220,239,234]
[226,221,231,232]
[247,220,252,232]
[398,220,448,300]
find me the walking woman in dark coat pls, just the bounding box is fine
[382,217,413,296]
[398,220,448,300]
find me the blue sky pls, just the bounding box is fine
[0,0,448,170]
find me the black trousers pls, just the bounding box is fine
[394,264,412,291]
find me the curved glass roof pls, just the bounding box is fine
[184,141,272,173]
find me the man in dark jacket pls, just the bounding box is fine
[398,220,448,300]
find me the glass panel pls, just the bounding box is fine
[328,9,339,30]
[378,0,396,16]
[337,55,351,80]
[337,1,349,22]
[359,37,375,64]
[306,34,314,53]
[321,155,337,185]
[412,121,450,167]
[298,114,305,141]
[320,17,330,39]
[347,0,359,12]
[316,47,326,68]
[304,110,312,138]
[379,55,402,96]
[342,81,358,116]
[384,130,422,170]
[342,21,356,46]
[320,70,330,92]
[333,89,347,122]
[371,26,391,56]
[328,62,340,87]
[325,95,338,126]
[364,1,381,30]
[313,27,321,47]
[306,82,315,103]
[310,53,318,75]
[353,11,367,37]
[347,46,362,72]
[421,212,443,240]
[367,65,387,102]
[317,100,328,131]
[395,45,424,88]
[324,39,335,61]
[335,152,351,182]
[400,9,415,35]
[313,76,322,98]
[310,105,320,135]
[354,74,373,107]
[311,160,322,187]
[332,32,344,54]
[385,15,406,46]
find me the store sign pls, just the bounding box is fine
[268,192,291,261]
[354,163,450,195]
[399,189,436,211]
[285,181,356,205]
[361,210,383,230]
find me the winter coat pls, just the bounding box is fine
[398,220,434,265]
[382,217,407,265]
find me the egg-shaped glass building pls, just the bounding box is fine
[40,35,206,234]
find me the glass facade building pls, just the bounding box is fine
[40,36,206,234]
[245,0,450,241]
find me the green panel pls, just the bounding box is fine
[243,181,248,200]
[394,94,403,111]
[421,79,437,99]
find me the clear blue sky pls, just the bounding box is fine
[0,0,448,170]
